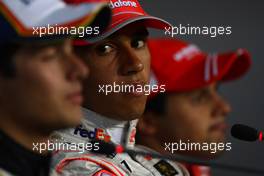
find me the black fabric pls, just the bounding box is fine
[0,130,51,176]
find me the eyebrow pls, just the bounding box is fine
[133,28,149,37]
[18,41,64,56]
[36,40,66,48]
[24,40,65,49]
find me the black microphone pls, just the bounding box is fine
[91,140,264,175]
[231,124,263,142]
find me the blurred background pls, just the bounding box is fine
[140,0,264,175]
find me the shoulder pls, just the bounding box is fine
[51,151,126,176]
[0,169,13,176]
[134,145,190,176]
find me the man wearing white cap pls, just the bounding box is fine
[0,0,111,175]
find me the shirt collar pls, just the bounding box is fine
[81,108,138,147]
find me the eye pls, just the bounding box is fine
[191,92,204,102]
[40,48,60,62]
[190,89,210,104]
[131,38,146,49]
[95,44,114,55]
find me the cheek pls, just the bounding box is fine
[1,71,63,122]
[84,71,118,96]
[167,106,211,142]
[137,49,151,75]
[17,62,66,103]
[82,62,119,109]
[86,57,119,86]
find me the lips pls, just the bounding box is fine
[67,91,83,105]
[210,121,228,132]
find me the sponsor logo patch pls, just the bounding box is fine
[154,160,179,176]
[74,125,111,142]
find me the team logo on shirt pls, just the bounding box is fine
[154,160,179,176]
[74,125,111,142]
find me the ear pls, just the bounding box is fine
[137,111,160,136]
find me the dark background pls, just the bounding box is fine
[140,0,264,175]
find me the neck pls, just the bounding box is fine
[0,113,50,154]
[82,107,128,127]
[137,134,166,154]
[82,108,138,147]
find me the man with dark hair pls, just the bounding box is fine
[0,0,111,175]
[51,1,188,175]
[136,38,252,176]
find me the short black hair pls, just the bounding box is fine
[0,43,20,77]
[145,93,168,115]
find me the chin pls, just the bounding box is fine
[60,109,82,127]
[125,105,145,119]
[109,98,144,120]
[111,107,144,121]
[111,112,139,121]
[211,136,226,144]
[124,111,142,120]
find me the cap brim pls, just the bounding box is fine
[161,49,252,92]
[217,49,252,82]
[0,0,111,41]
[181,49,252,90]
[86,13,171,43]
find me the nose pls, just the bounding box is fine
[212,92,232,117]
[64,41,89,81]
[119,47,144,76]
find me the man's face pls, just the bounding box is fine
[77,22,151,121]
[0,40,88,134]
[157,83,231,157]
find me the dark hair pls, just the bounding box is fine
[0,43,20,77]
[145,93,168,115]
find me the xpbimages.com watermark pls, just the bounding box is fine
[164,140,232,154]
[32,140,99,154]
[165,24,232,38]
[32,24,100,38]
[98,82,166,95]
